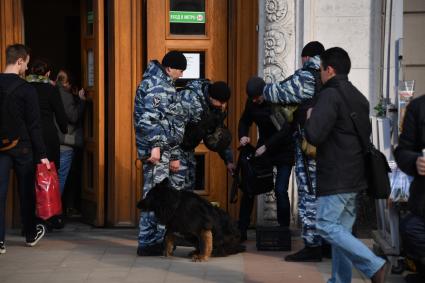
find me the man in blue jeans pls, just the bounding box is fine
[238,77,294,241]
[305,47,387,282]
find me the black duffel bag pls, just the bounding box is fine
[230,144,274,202]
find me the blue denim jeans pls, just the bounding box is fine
[239,164,292,230]
[316,193,385,282]
[59,148,74,195]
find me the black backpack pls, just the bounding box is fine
[0,79,25,151]
[230,144,274,202]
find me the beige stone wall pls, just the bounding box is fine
[404,0,425,97]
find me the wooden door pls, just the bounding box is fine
[80,0,105,226]
[146,0,229,208]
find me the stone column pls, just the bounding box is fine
[257,0,296,226]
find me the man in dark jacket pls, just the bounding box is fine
[395,95,425,280]
[305,47,387,283]
[0,44,49,254]
[238,77,294,241]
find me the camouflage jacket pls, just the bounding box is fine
[179,79,233,164]
[133,60,185,160]
[263,55,320,105]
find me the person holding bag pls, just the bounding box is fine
[0,44,49,254]
[304,47,387,283]
[237,77,294,242]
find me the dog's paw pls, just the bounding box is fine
[191,254,209,262]
[187,249,200,257]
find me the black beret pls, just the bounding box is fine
[246,76,265,98]
[301,41,325,57]
[208,81,231,102]
[161,51,187,70]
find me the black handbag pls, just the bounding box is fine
[337,88,391,199]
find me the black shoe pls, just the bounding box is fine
[0,241,5,254]
[26,224,46,247]
[137,243,163,256]
[285,246,322,262]
[322,243,332,258]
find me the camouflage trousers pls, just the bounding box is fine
[294,138,322,247]
[169,150,196,191]
[138,150,170,248]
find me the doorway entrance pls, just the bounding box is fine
[146,0,229,208]
[22,0,105,226]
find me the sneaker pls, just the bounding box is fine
[137,243,163,256]
[284,246,322,262]
[26,224,46,247]
[0,241,5,254]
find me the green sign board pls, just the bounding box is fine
[169,11,205,24]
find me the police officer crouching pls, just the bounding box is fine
[169,80,234,191]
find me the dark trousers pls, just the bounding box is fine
[401,212,425,276]
[239,164,292,231]
[0,146,37,242]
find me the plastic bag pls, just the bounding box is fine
[388,161,412,202]
[35,162,62,220]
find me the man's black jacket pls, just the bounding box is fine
[238,99,294,166]
[305,75,370,196]
[0,73,47,158]
[395,95,425,218]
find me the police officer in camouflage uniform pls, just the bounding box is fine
[260,41,327,262]
[169,80,234,191]
[133,51,186,256]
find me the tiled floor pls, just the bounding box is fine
[0,225,407,283]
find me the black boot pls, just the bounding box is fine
[322,243,332,258]
[137,242,163,256]
[240,229,247,243]
[284,246,322,262]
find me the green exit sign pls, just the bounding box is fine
[169,11,205,24]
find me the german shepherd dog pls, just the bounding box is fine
[137,179,245,262]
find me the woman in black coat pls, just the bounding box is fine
[27,59,67,169]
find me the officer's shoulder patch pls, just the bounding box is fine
[153,96,161,108]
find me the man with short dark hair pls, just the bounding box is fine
[260,41,326,262]
[305,47,387,283]
[0,44,49,254]
[134,50,187,256]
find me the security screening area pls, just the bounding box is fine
[0,0,425,282]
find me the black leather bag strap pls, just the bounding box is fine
[334,86,370,153]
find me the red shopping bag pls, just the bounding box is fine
[35,162,62,220]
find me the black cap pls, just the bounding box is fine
[161,51,187,70]
[301,41,325,57]
[246,76,265,98]
[208,81,231,102]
